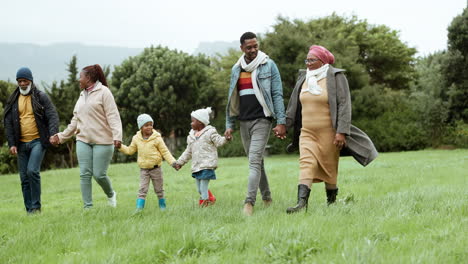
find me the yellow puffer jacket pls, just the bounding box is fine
[119,129,176,169]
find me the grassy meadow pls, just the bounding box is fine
[0,149,467,263]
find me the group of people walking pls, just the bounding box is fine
[3,32,377,216]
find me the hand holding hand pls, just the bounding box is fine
[272,124,286,139]
[333,133,346,149]
[114,140,122,149]
[9,146,17,155]
[224,128,234,141]
[172,162,182,171]
[49,134,60,146]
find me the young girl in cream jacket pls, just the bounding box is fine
[176,107,229,207]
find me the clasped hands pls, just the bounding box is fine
[49,134,60,146]
[48,135,122,149]
[172,162,182,171]
[224,124,287,140]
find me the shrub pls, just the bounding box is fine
[0,145,17,175]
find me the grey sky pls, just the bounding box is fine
[0,0,465,56]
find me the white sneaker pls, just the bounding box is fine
[108,191,117,207]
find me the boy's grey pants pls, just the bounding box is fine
[239,118,272,205]
[139,167,164,199]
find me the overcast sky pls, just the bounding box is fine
[0,0,466,56]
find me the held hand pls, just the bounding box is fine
[49,134,59,146]
[114,140,122,149]
[9,146,17,155]
[333,133,346,149]
[172,162,181,171]
[272,124,286,139]
[224,128,234,141]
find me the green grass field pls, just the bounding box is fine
[0,149,467,263]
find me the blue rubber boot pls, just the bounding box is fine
[158,198,166,211]
[136,198,145,212]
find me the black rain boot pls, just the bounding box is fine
[286,184,311,214]
[326,188,339,205]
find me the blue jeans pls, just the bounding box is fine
[76,141,115,208]
[17,138,46,212]
[196,179,210,200]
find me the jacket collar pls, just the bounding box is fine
[137,129,160,140]
[189,125,213,139]
[80,81,104,97]
[88,81,103,93]
[298,65,345,76]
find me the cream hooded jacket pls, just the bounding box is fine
[177,125,227,173]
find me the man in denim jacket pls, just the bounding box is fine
[224,32,286,216]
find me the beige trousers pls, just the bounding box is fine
[138,167,164,199]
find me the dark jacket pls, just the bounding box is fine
[285,66,378,166]
[3,85,59,149]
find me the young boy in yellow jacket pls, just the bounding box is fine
[117,114,178,211]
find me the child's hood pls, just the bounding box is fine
[136,129,162,141]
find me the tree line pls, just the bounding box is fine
[1,11,467,174]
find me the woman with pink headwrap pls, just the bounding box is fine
[285,45,378,213]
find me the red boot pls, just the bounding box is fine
[199,199,212,207]
[208,190,216,204]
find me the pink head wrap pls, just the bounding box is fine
[307,45,335,65]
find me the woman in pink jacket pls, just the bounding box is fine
[51,64,122,209]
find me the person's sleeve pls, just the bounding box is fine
[4,106,15,148]
[57,101,79,143]
[119,136,138,155]
[336,73,351,135]
[210,129,227,148]
[270,61,286,125]
[102,89,123,141]
[285,80,300,129]
[177,137,192,166]
[41,92,59,135]
[157,138,176,165]
[225,115,237,130]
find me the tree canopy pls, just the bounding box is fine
[260,14,417,97]
[111,46,220,137]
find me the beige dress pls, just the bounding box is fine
[299,78,339,184]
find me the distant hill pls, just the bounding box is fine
[193,41,238,57]
[0,41,239,87]
[0,43,143,86]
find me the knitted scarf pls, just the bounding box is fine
[303,64,329,95]
[235,51,272,117]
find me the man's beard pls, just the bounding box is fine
[19,84,31,95]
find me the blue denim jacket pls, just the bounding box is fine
[225,59,286,130]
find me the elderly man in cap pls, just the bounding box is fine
[3,67,59,214]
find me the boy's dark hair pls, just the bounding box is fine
[240,32,257,45]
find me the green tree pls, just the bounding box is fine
[260,14,417,99]
[208,49,242,126]
[46,55,81,168]
[0,80,16,146]
[410,53,450,146]
[444,7,468,122]
[111,46,219,140]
